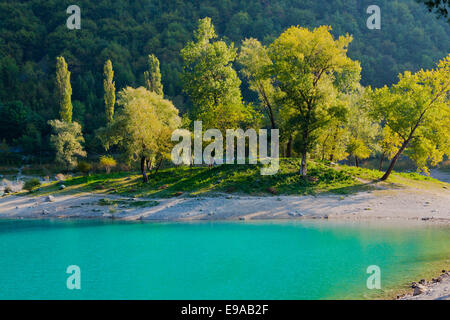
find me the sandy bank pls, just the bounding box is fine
[0,187,448,223]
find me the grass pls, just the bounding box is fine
[19,158,447,199]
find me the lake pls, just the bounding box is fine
[0,219,449,299]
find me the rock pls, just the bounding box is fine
[207,212,214,216]
[239,217,246,220]
[41,209,49,215]
[102,213,113,218]
[288,211,303,217]
[266,187,277,195]
[421,217,430,221]
[226,195,232,199]
[59,184,66,190]
[442,270,446,273]
[45,195,55,202]
[413,284,426,296]
[419,279,426,285]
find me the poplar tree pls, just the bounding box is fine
[103,60,116,122]
[55,57,73,123]
[144,54,163,96]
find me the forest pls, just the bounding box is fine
[0,0,449,183]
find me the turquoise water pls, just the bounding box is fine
[0,219,449,299]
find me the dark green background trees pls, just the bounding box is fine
[0,0,449,159]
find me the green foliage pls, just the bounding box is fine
[23,178,41,192]
[99,155,117,173]
[0,0,449,159]
[48,120,87,169]
[98,86,180,180]
[103,60,115,122]
[269,25,361,174]
[55,57,73,123]
[417,0,449,21]
[181,18,256,131]
[345,87,380,163]
[144,54,163,96]
[238,38,279,129]
[77,161,92,175]
[369,54,450,178]
[0,101,32,143]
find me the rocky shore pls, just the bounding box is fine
[399,270,450,300]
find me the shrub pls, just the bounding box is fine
[99,156,117,174]
[23,178,41,192]
[77,161,92,175]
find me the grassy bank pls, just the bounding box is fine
[18,159,447,199]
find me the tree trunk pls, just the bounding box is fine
[379,152,385,171]
[152,158,163,177]
[258,81,276,130]
[380,140,410,181]
[328,130,338,162]
[140,156,148,183]
[286,135,293,158]
[355,156,359,168]
[300,152,307,176]
[146,159,152,172]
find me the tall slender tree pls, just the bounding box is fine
[144,54,163,96]
[55,57,73,123]
[103,60,116,122]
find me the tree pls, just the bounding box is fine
[99,155,117,174]
[378,126,402,170]
[103,60,115,122]
[55,57,73,123]
[98,87,180,182]
[181,17,255,132]
[268,26,361,175]
[144,54,163,96]
[238,38,278,129]
[48,120,86,169]
[313,95,349,162]
[417,1,449,21]
[0,101,31,143]
[369,54,450,180]
[345,87,380,167]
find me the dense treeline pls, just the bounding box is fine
[0,0,449,158]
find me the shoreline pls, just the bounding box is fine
[398,270,450,300]
[1,187,449,223]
